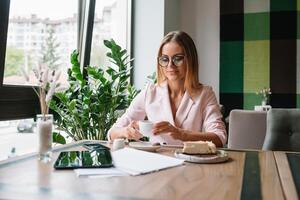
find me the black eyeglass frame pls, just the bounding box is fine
[157,54,185,68]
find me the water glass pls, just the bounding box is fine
[37,114,53,162]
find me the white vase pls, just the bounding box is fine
[37,114,53,162]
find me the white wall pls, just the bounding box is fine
[132,0,164,89]
[132,0,181,90]
[180,0,220,100]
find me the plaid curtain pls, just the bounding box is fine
[220,0,300,117]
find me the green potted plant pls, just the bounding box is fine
[50,39,139,143]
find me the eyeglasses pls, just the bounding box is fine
[158,55,185,68]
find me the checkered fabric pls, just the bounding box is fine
[220,0,300,117]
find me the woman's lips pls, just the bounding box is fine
[167,71,178,73]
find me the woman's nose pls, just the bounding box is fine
[167,60,176,68]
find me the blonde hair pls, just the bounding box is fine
[156,31,201,96]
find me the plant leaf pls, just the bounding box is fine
[53,131,66,144]
[69,99,76,110]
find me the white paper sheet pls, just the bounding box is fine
[74,168,129,178]
[111,147,184,175]
[74,147,184,178]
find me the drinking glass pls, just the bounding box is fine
[37,114,53,162]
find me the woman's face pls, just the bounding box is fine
[159,41,186,82]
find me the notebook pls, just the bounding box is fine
[111,147,184,175]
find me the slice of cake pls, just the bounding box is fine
[182,141,217,154]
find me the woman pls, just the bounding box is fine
[108,31,226,147]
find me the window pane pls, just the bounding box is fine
[4,0,78,86]
[0,118,71,161]
[90,0,130,67]
[0,118,36,160]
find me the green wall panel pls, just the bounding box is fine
[244,93,262,110]
[220,41,244,93]
[244,0,270,13]
[271,0,296,11]
[297,11,300,38]
[221,0,298,111]
[244,13,270,40]
[244,40,270,93]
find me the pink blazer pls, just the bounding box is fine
[108,82,227,146]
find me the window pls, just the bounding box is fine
[90,0,131,68]
[0,118,37,161]
[0,0,131,120]
[0,0,131,159]
[3,0,78,86]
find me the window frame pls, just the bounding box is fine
[0,0,39,120]
[0,0,86,121]
[0,0,131,121]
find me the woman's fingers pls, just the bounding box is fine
[131,120,139,130]
[153,121,174,135]
[154,121,169,128]
[127,126,143,140]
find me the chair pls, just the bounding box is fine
[228,109,267,150]
[219,104,228,134]
[262,108,300,152]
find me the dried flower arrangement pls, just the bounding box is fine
[256,87,271,105]
[32,64,63,117]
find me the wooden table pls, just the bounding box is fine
[0,141,298,200]
[274,152,299,200]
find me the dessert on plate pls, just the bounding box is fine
[182,141,217,155]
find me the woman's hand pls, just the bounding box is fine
[152,121,183,140]
[121,121,143,140]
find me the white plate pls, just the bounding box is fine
[174,149,229,164]
[129,142,160,152]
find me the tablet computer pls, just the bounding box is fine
[82,143,110,151]
[54,149,113,169]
